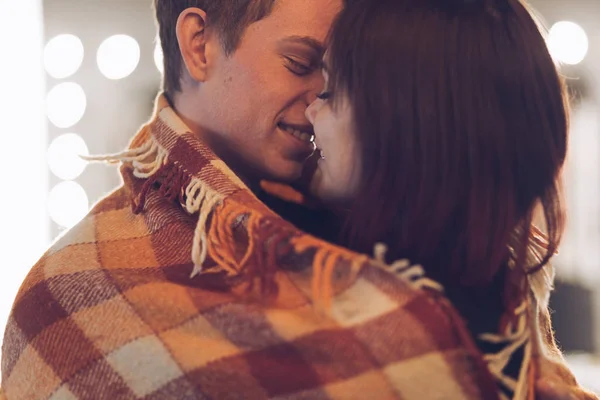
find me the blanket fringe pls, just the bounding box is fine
[205,202,264,280]
[85,131,306,285]
[292,235,368,312]
[85,129,452,312]
[479,300,532,400]
[292,240,445,313]
[374,243,445,293]
[84,130,168,179]
[478,231,548,400]
[85,133,226,277]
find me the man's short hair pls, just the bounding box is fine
[154,0,277,97]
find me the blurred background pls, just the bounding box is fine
[0,0,598,394]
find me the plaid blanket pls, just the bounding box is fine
[0,94,563,400]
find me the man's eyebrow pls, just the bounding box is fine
[279,36,325,55]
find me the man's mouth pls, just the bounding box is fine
[278,122,315,144]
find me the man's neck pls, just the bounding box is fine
[170,91,262,194]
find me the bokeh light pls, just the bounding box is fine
[97,34,141,79]
[47,133,89,180]
[44,34,84,79]
[548,21,589,65]
[46,82,87,128]
[48,181,89,228]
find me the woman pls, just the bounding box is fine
[304,0,593,398]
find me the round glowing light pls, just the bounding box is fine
[97,34,141,79]
[154,41,164,74]
[44,34,84,79]
[46,82,87,128]
[548,21,589,65]
[48,181,89,228]
[47,134,89,180]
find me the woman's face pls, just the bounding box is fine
[305,68,362,206]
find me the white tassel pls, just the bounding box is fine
[85,134,226,279]
[479,299,531,400]
[83,138,156,164]
[185,179,208,214]
[513,339,532,400]
[188,186,222,277]
[373,243,444,293]
[83,136,171,182]
[374,243,388,263]
[132,148,168,179]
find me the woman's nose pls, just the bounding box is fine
[305,101,317,124]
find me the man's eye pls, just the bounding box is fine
[285,57,313,76]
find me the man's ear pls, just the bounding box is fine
[176,7,210,83]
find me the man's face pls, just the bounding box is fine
[196,0,342,183]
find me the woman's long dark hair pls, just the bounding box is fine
[327,0,569,288]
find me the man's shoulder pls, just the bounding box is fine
[1,182,200,399]
[11,186,138,303]
[45,186,134,266]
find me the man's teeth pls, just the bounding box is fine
[281,125,313,143]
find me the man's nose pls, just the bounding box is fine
[307,71,325,104]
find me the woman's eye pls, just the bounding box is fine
[316,91,331,100]
[285,57,313,76]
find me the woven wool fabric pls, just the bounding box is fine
[0,94,567,400]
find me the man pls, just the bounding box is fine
[0,1,594,399]
[158,0,328,188]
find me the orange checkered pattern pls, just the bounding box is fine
[1,95,507,400]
